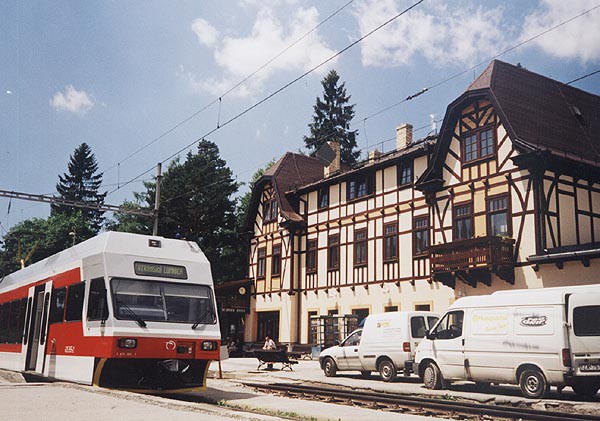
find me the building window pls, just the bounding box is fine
[354,229,367,267]
[488,195,510,237]
[398,161,413,186]
[318,187,329,209]
[328,235,340,271]
[413,216,430,256]
[383,223,398,262]
[263,199,278,223]
[347,174,374,201]
[454,203,473,240]
[384,305,398,313]
[257,247,266,279]
[306,239,317,274]
[462,126,495,163]
[352,308,370,326]
[415,303,431,311]
[272,244,282,277]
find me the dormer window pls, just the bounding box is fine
[462,126,495,163]
[347,173,374,201]
[318,187,329,209]
[398,160,413,186]
[262,199,278,223]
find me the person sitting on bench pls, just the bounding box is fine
[263,336,277,369]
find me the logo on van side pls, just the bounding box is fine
[520,316,547,327]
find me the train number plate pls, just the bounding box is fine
[579,363,600,372]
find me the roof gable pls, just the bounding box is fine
[418,60,600,190]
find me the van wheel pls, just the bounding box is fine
[323,358,337,377]
[572,381,600,398]
[519,368,548,399]
[378,359,397,382]
[423,362,443,390]
[360,371,371,378]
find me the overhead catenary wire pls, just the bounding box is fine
[99,0,356,177]
[106,0,426,197]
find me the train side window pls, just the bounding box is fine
[40,293,50,346]
[18,298,27,343]
[8,300,21,344]
[0,303,7,343]
[49,287,67,324]
[87,278,109,321]
[65,283,85,322]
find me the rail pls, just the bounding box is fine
[243,382,599,421]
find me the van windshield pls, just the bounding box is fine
[111,278,216,324]
[573,305,600,336]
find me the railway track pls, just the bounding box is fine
[243,382,600,421]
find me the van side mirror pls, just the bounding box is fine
[334,339,340,346]
[425,330,436,340]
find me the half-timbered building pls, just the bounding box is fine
[243,60,600,345]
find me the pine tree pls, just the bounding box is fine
[140,139,242,282]
[52,143,107,233]
[304,70,360,165]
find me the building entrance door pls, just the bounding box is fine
[257,311,280,342]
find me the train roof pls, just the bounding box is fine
[0,232,210,293]
[449,284,600,309]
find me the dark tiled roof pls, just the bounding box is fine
[475,60,600,160]
[245,153,324,228]
[267,153,325,222]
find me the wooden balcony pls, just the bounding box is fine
[430,236,515,288]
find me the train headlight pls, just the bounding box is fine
[201,341,218,351]
[118,338,138,349]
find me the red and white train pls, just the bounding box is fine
[0,232,221,392]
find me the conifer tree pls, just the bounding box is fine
[304,70,359,165]
[52,143,107,233]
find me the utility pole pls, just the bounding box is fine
[152,162,162,236]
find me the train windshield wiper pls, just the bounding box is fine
[118,302,147,328]
[191,308,215,329]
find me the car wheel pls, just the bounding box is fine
[572,381,600,398]
[423,362,443,390]
[519,368,548,399]
[323,358,337,377]
[360,371,371,378]
[378,359,397,382]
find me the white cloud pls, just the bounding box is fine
[191,18,219,48]
[520,0,600,63]
[50,85,94,113]
[187,6,337,97]
[353,0,510,67]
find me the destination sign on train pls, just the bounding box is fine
[134,261,188,279]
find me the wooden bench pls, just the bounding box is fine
[253,349,298,371]
[287,344,313,360]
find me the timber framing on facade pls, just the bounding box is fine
[242,60,600,345]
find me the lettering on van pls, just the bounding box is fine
[520,315,547,327]
[64,345,75,354]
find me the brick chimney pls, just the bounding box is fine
[324,141,341,178]
[396,123,413,150]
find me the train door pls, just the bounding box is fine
[25,281,52,373]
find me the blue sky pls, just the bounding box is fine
[1,0,599,233]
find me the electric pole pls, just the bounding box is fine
[152,163,162,236]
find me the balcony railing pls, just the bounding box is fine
[430,236,515,286]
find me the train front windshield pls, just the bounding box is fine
[111,278,216,325]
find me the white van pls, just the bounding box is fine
[319,311,439,382]
[414,285,600,398]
